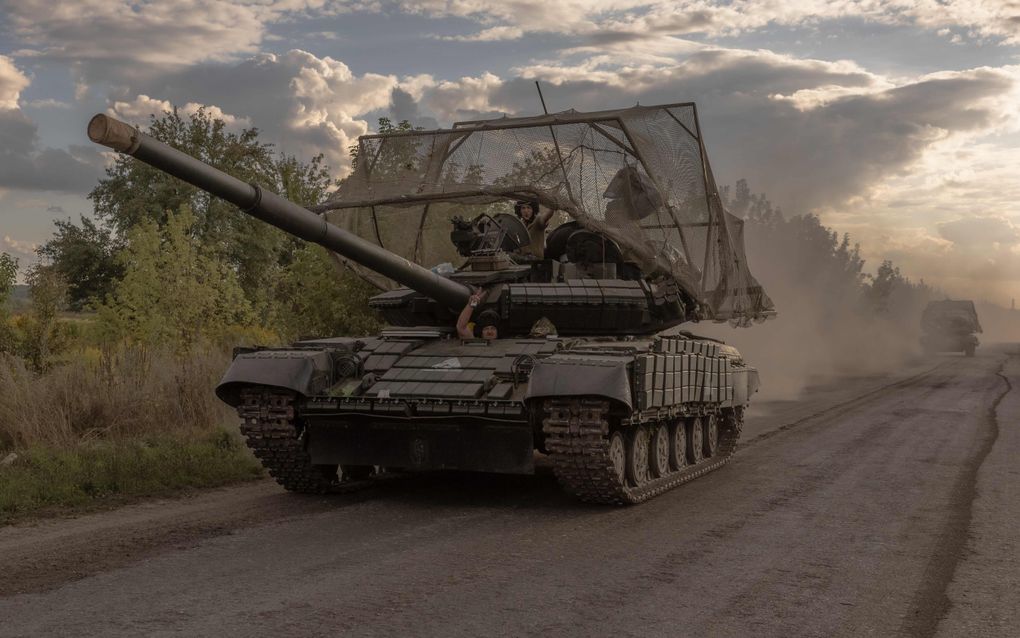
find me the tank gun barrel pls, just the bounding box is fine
[86,114,471,310]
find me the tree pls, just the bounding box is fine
[348,118,419,171]
[96,206,254,351]
[271,244,381,340]
[0,253,17,354]
[0,253,16,307]
[37,216,124,311]
[15,264,70,371]
[88,107,334,301]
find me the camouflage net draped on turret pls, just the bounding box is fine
[321,103,774,323]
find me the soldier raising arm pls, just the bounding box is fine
[516,200,554,258]
[457,289,484,339]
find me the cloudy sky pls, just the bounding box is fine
[1,0,1019,303]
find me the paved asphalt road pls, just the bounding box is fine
[1,345,1016,637]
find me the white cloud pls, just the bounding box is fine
[439,26,524,41]
[109,95,252,128]
[401,0,636,33]
[423,72,509,121]
[0,56,30,110]
[0,0,338,71]
[0,56,103,193]
[2,235,39,257]
[24,98,73,109]
[399,1,1020,49]
[107,50,410,173]
[938,215,1020,246]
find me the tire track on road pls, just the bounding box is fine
[742,360,948,449]
[900,352,1014,638]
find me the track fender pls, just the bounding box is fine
[525,357,632,410]
[216,350,334,407]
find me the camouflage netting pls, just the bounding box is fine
[319,103,774,323]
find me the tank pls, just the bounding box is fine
[88,103,774,504]
[920,300,981,357]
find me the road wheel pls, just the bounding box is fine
[670,420,688,471]
[649,423,671,478]
[608,431,627,484]
[627,425,651,487]
[687,417,704,464]
[703,414,719,458]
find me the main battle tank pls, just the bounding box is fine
[88,103,774,504]
[920,300,981,357]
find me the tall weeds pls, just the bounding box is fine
[0,345,236,450]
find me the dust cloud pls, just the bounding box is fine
[684,188,938,401]
[693,271,928,401]
[689,200,1020,400]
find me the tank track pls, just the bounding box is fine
[238,388,376,495]
[542,397,742,504]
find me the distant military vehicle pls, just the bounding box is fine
[920,300,981,357]
[88,103,774,504]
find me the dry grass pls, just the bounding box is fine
[0,346,237,450]
[0,345,266,520]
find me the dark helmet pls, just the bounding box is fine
[475,309,501,337]
[514,200,540,218]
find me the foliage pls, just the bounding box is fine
[348,117,419,171]
[0,342,263,521]
[14,265,72,371]
[0,430,262,524]
[865,259,936,317]
[0,253,16,305]
[95,206,254,351]
[36,216,124,311]
[495,147,565,191]
[0,253,17,354]
[272,244,381,339]
[88,107,333,300]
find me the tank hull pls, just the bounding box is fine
[222,332,759,503]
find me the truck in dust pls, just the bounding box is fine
[920,300,981,357]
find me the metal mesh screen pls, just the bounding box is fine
[322,104,773,322]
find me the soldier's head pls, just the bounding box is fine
[476,310,500,341]
[514,200,539,223]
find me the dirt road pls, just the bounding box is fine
[1,346,1016,637]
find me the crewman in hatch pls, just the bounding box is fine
[515,199,554,258]
[457,289,499,341]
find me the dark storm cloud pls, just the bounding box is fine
[388,88,438,129]
[0,110,102,193]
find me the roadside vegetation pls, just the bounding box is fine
[0,108,380,523]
